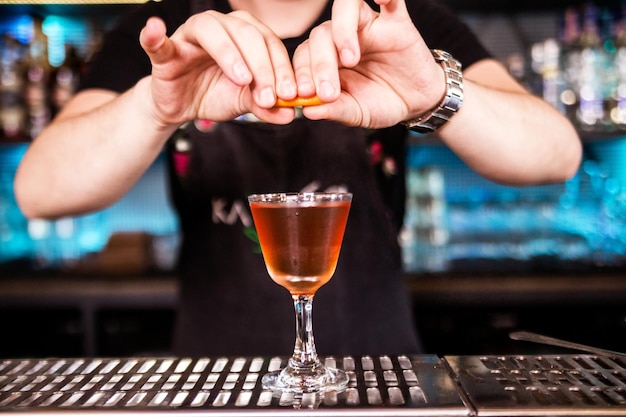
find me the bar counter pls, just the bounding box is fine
[3,272,626,310]
[1,273,626,356]
[1,353,626,415]
[1,275,626,415]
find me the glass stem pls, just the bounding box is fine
[290,295,320,368]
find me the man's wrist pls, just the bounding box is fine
[401,50,464,134]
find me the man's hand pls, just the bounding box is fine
[139,12,299,127]
[292,0,445,129]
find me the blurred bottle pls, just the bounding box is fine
[506,53,533,91]
[23,15,52,140]
[535,38,566,114]
[0,34,28,142]
[552,3,618,132]
[559,6,582,123]
[599,6,619,130]
[609,4,626,128]
[400,167,449,273]
[576,4,612,130]
[50,45,81,117]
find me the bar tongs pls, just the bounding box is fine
[510,330,626,359]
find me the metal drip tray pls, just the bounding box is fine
[0,355,468,416]
[447,355,626,416]
[3,354,626,415]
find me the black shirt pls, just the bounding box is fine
[81,0,490,93]
[79,0,490,357]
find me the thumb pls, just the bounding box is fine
[139,17,175,65]
[376,0,409,18]
[331,0,378,68]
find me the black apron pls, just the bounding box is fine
[165,0,420,357]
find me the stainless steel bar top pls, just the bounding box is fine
[446,354,626,416]
[1,354,626,416]
[0,355,467,416]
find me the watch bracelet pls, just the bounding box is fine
[401,49,464,133]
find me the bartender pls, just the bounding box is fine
[13,0,582,357]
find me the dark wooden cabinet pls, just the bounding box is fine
[409,274,626,355]
[1,275,625,358]
[0,277,177,358]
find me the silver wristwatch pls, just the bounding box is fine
[401,49,463,133]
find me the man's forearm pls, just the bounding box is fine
[14,77,178,219]
[438,77,582,185]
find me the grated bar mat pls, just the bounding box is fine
[3,354,626,415]
[0,354,468,416]
[447,354,626,416]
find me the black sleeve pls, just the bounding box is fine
[405,0,492,68]
[81,0,490,94]
[78,0,190,93]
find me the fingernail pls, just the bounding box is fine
[233,62,250,81]
[297,77,314,94]
[259,87,275,107]
[280,79,296,97]
[341,48,355,65]
[319,80,335,99]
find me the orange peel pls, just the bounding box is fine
[275,95,323,107]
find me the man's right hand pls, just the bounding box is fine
[139,12,299,126]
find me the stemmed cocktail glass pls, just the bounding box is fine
[248,192,352,394]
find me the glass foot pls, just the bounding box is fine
[262,364,349,394]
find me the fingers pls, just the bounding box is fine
[141,14,254,90]
[292,0,356,101]
[291,0,384,103]
[152,11,295,109]
[292,41,316,99]
[376,0,409,17]
[301,90,368,127]
[225,11,297,105]
[329,0,410,66]
[292,25,341,103]
[140,1,412,122]
[140,17,174,64]
[180,11,281,107]
[329,0,363,68]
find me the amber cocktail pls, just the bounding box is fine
[248,192,352,394]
